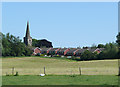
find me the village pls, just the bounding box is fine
[23,21,105,58]
[32,47,104,58]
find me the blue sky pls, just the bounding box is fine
[2,2,118,48]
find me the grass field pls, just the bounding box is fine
[2,57,119,85]
[2,75,118,85]
[2,57,118,75]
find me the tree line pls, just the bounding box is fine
[78,42,119,61]
[1,32,32,57]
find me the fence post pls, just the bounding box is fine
[40,69,41,74]
[71,70,73,75]
[79,67,81,75]
[118,67,120,76]
[44,67,46,75]
[6,72,8,76]
[12,67,14,75]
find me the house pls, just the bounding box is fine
[87,48,104,54]
[74,48,104,57]
[95,48,104,54]
[47,48,59,55]
[33,47,41,55]
[55,48,61,54]
[32,47,104,57]
[47,48,53,54]
[88,48,97,53]
[57,48,70,56]
[65,48,78,56]
[74,49,86,57]
[40,48,50,54]
[33,47,53,55]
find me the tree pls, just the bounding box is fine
[98,42,118,59]
[32,39,53,48]
[116,32,120,47]
[32,39,38,47]
[23,46,33,56]
[97,44,105,48]
[116,32,120,58]
[1,32,33,57]
[2,33,11,56]
[80,50,97,60]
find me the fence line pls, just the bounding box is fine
[3,67,118,75]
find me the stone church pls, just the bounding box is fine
[24,21,32,46]
[24,21,53,48]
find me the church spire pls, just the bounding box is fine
[26,21,30,37]
[24,21,32,46]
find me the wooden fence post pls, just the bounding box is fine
[6,72,8,76]
[118,67,120,76]
[12,67,14,75]
[71,70,73,75]
[40,69,41,74]
[79,67,81,75]
[44,67,46,75]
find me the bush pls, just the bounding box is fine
[40,54,45,56]
[53,55,61,57]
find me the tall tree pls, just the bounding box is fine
[116,32,120,47]
[116,32,120,58]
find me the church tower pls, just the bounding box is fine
[24,21,32,46]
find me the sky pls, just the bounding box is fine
[2,2,118,48]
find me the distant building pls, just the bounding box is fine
[65,48,78,56]
[33,47,41,55]
[23,21,53,48]
[24,21,32,46]
[32,47,104,56]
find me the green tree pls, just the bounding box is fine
[98,42,118,59]
[116,32,120,58]
[1,32,33,57]
[116,32,120,47]
[2,33,11,56]
[32,39,38,47]
[23,46,33,56]
[80,50,97,60]
[97,44,105,48]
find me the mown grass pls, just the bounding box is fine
[2,57,118,75]
[2,75,118,85]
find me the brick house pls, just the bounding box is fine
[47,48,59,55]
[65,48,78,56]
[33,47,41,55]
[57,48,70,56]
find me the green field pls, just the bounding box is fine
[2,75,118,85]
[2,57,118,75]
[2,57,119,85]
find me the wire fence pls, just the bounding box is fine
[2,67,118,76]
